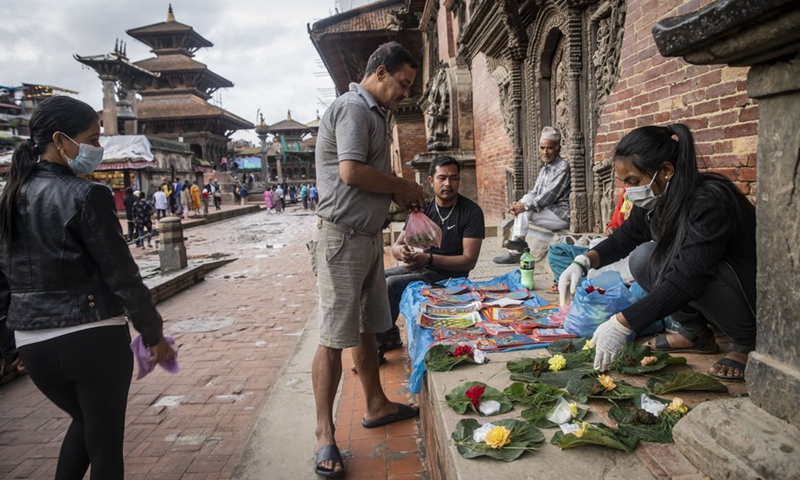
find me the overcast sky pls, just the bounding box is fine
[0,0,366,144]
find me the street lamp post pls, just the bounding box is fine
[254,113,270,185]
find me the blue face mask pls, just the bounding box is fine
[62,134,104,175]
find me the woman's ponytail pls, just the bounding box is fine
[0,141,39,243]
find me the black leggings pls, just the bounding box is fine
[18,325,133,480]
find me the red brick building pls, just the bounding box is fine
[310,0,757,231]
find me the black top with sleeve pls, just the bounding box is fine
[406,194,485,279]
[0,162,163,347]
[591,179,756,333]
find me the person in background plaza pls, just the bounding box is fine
[300,183,309,210]
[0,96,173,479]
[547,187,632,294]
[123,186,137,242]
[376,155,485,358]
[233,183,241,204]
[212,179,222,210]
[201,188,209,215]
[264,185,274,212]
[190,181,201,216]
[220,156,228,172]
[494,126,571,264]
[309,183,319,209]
[160,178,174,213]
[132,191,154,248]
[239,182,249,205]
[181,180,192,219]
[173,177,183,216]
[272,185,283,213]
[153,185,168,219]
[559,123,756,381]
[276,184,285,210]
[311,41,425,477]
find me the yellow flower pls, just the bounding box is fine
[583,340,592,351]
[548,354,567,372]
[667,397,688,416]
[569,402,578,416]
[641,356,658,366]
[574,422,589,438]
[485,425,512,449]
[598,374,616,391]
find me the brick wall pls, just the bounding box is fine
[393,115,428,180]
[472,53,514,223]
[595,0,759,199]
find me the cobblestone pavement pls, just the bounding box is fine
[0,205,320,479]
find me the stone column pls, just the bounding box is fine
[652,1,800,478]
[157,217,187,272]
[100,75,118,136]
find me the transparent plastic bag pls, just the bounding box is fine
[405,211,442,249]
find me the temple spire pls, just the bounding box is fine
[167,3,176,22]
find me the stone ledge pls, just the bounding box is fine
[673,398,800,480]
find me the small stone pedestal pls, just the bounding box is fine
[157,217,187,272]
[653,0,800,478]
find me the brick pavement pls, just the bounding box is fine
[0,205,320,479]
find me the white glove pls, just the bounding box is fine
[590,314,633,371]
[558,254,590,306]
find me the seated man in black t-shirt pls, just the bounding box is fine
[376,155,485,355]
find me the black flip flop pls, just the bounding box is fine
[708,357,746,382]
[361,402,419,428]
[314,444,344,478]
[651,333,720,354]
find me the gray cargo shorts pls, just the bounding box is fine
[312,218,392,349]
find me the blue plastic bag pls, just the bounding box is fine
[563,271,637,338]
[629,282,666,336]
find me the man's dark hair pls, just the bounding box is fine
[364,42,419,78]
[428,155,461,177]
[126,187,134,195]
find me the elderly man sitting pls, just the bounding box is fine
[494,126,571,264]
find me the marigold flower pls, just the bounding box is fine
[485,425,512,449]
[569,402,578,416]
[548,354,567,371]
[641,356,658,366]
[574,422,589,438]
[452,345,473,358]
[465,385,486,409]
[667,397,688,416]
[598,374,616,391]
[583,340,592,351]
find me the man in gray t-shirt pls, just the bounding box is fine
[311,42,425,478]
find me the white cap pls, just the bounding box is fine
[540,126,561,143]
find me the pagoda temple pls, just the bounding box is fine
[268,110,315,183]
[76,5,252,165]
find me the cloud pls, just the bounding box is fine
[0,0,338,144]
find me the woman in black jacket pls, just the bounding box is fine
[559,124,756,381]
[0,96,174,479]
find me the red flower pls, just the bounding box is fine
[452,345,473,358]
[465,385,485,409]
[585,285,595,294]
[597,288,606,294]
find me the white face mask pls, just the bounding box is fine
[627,172,668,210]
[62,134,104,175]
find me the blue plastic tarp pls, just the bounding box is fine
[403,269,551,394]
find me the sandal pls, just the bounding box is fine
[650,332,720,354]
[314,444,344,478]
[708,357,746,382]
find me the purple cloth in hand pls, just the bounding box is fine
[130,334,180,380]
